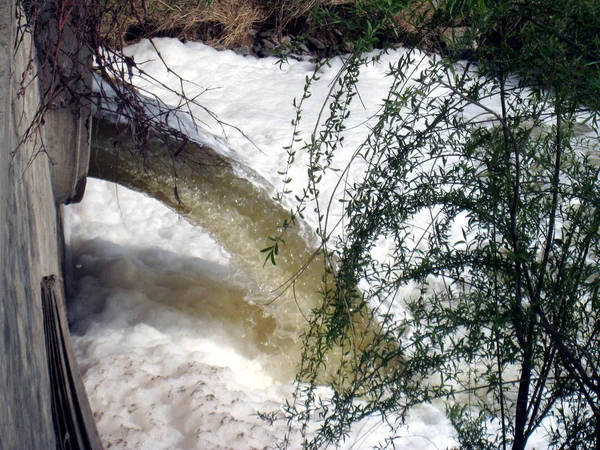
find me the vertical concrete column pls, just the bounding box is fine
[1,1,101,448]
[36,0,92,205]
[1,1,57,447]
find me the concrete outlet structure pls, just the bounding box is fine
[1,1,101,448]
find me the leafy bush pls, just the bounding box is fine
[267,0,600,448]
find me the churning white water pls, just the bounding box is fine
[66,175,465,449]
[65,39,553,449]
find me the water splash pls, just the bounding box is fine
[89,118,331,382]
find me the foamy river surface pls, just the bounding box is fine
[65,39,551,449]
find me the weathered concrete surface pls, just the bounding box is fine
[0,1,99,448]
[37,0,92,205]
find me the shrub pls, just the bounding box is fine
[266,1,600,448]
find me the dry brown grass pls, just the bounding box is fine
[392,0,468,50]
[393,0,440,35]
[153,0,267,47]
[101,0,351,50]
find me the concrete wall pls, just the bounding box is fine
[0,1,100,448]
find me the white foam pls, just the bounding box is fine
[67,179,300,448]
[67,178,463,449]
[68,39,559,449]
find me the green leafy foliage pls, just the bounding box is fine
[267,0,600,448]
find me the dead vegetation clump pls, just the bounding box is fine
[100,0,352,50]
[393,0,474,51]
[99,0,465,58]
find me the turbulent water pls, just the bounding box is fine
[65,37,559,450]
[87,118,339,382]
[67,110,466,449]
[65,38,473,449]
[66,177,299,449]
